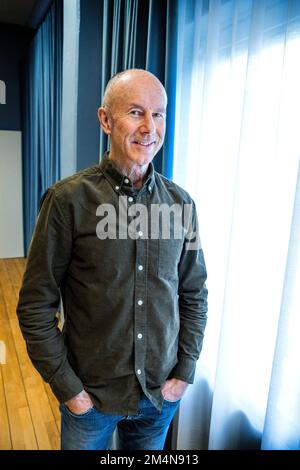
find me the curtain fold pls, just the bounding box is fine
[98,0,178,178]
[261,159,300,450]
[172,0,300,450]
[22,0,63,253]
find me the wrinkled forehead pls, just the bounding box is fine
[110,75,167,111]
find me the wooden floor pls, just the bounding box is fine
[0,258,60,450]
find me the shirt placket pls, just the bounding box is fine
[133,191,148,390]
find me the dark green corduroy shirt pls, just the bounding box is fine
[17,154,208,415]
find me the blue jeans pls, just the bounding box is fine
[60,394,180,450]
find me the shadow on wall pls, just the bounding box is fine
[222,410,262,449]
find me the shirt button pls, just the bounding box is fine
[138,265,143,271]
[148,185,152,192]
[138,231,143,237]
[115,185,120,191]
[137,333,143,339]
[124,178,129,184]
[137,299,143,306]
[128,197,134,203]
[137,369,142,375]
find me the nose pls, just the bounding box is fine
[140,112,155,134]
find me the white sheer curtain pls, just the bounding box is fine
[172,0,300,449]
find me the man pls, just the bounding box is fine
[17,69,208,450]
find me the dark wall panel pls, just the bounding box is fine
[0,23,34,130]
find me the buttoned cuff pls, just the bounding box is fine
[49,367,84,403]
[170,356,197,384]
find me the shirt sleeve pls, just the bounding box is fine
[17,188,84,403]
[171,201,208,383]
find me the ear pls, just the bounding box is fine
[98,107,111,135]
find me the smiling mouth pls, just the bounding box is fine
[133,141,155,147]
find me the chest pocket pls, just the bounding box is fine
[158,238,184,280]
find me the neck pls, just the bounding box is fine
[108,153,149,189]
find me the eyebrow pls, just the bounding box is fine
[128,103,166,113]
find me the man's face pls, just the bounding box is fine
[99,75,167,167]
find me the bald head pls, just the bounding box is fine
[102,69,167,110]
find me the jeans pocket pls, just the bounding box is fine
[163,397,181,405]
[62,403,95,418]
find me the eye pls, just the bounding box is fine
[130,109,143,116]
[153,112,165,119]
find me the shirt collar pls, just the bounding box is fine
[99,152,155,194]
